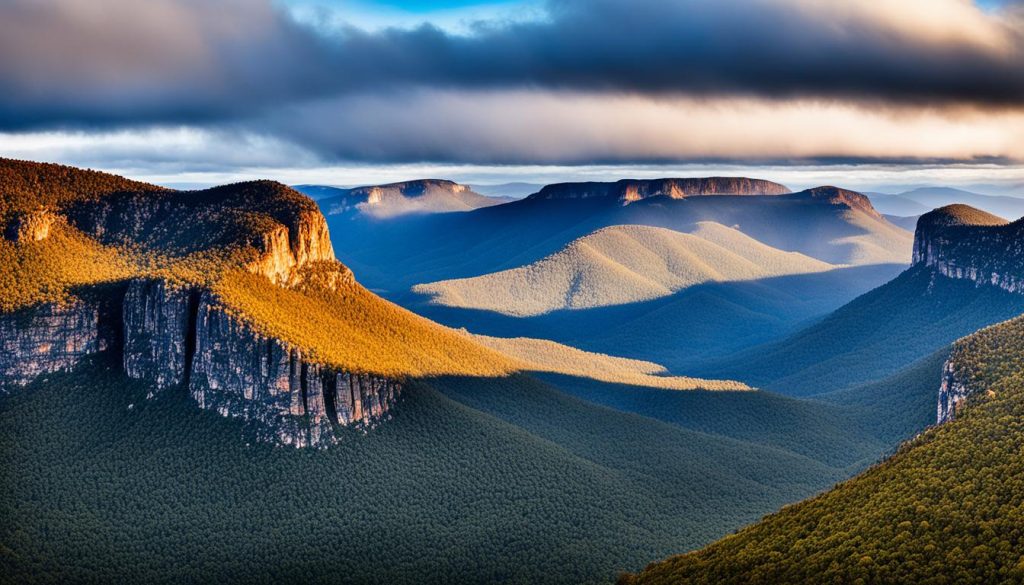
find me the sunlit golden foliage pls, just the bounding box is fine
[0,158,164,219]
[212,271,519,378]
[0,223,138,311]
[469,333,749,391]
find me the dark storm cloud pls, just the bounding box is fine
[0,0,1023,130]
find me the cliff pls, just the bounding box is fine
[123,279,400,447]
[911,204,1024,423]
[0,162,400,447]
[912,205,1024,295]
[0,276,402,447]
[527,177,791,203]
[796,186,883,220]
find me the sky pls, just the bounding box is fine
[1,0,1024,192]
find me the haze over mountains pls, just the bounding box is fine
[295,180,508,219]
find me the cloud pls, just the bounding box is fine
[1,0,1024,166]
[259,90,1024,164]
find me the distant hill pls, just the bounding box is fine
[528,177,791,203]
[870,186,1024,220]
[414,223,835,316]
[303,180,509,219]
[324,179,912,295]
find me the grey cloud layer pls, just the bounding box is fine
[2,0,1024,165]
[2,0,1024,130]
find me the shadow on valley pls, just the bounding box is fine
[401,264,905,371]
[0,353,934,585]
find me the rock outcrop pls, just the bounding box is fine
[936,358,969,424]
[4,209,60,242]
[527,177,791,203]
[245,209,336,286]
[913,205,1024,295]
[119,278,401,447]
[0,302,103,385]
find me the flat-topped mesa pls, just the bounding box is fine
[912,204,1009,265]
[353,179,467,200]
[527,177,791,204]
[910,204,1024,293]
[796,186,883,219]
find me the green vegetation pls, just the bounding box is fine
[414,223,834,316]
[0,223,137,311]
[1,358,853,585]
[0,158,164,219]
[622,313,1024,585]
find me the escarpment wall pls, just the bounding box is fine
[0,302,103,385]
[1,278,402,447]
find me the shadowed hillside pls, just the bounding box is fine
[320,179,913,295]
[621,313,1024,585]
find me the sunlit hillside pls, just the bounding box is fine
[622,313,1024,585]
[414,223,836,316]
[468,333,749,391]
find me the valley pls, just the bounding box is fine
[4,159,1024,584]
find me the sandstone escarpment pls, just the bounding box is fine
[913,205,1024,294]
[528,177,791,203]
[245,209,336,286]
[189,296,399,446]
[0,302,103,385]
[2,276,402,447]
[118,278,401,446]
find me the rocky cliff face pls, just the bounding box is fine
[0,302,103,385]
[189,295,399,446]
[917,205,1024,424]
[246,209,336,286]
[119,278,401,447]
[1,277,402,447]
[913,205,1024,295]
[528,177,791,203]
[936,358,969,424]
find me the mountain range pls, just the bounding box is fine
[7,159,1024,584]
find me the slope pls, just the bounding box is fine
[699,266,1024,396]
[320,180,913,295]
[621,314,1024,585]
[413,223,835,316]
[1,358,848,585]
